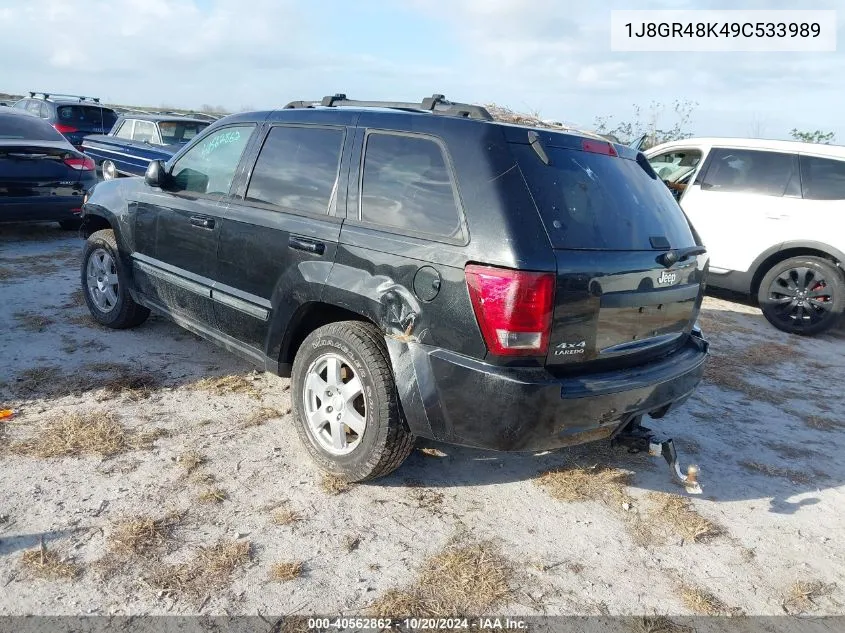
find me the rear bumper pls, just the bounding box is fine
[0,197,85,223]
[393,332,708,452]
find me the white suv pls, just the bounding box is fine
[644,138,845,336]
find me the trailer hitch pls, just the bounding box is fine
[611,417,702,495]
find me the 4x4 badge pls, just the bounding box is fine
[657,271,677,285]
[555,341,586,355]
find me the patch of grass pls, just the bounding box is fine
[85,363,160,400]
[272,506,303,526]
[679,583,728,615]
[14,311,55,333]
[109,513,182,558]
[20,542,80,580]
[344,535,361,552]
[368,540,513,617]
[535,464,632,505]
[67,313,98,328]
[192,374,261,396]
[782,580,836,614]
[14,365,64,394]
[13,411,125,458]
[629,615,693,633]
[320,473,353,496]
[147,540,250,598]
[189,472,216,486]
[804,415,843,432]
[198,487,227,504]
[242,407,282,428]
[270,561,304,582]
[642,493,724,544]
[740,460,811,484]
[179,450,206,474]
[63,289,86,308]
[407,482,445,514]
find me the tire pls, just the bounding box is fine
[81,229,150,329]
[101,160,117,181]
[290,321,415,482]
[58,219,81,231]
[758,256,845,336]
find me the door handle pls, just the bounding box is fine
[190,216,215,229]
[289,236,325,255]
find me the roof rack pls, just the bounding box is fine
[29,91,101,103]
[283,93,493,121]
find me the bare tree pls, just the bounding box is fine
[593,100,698,149]
[790,128,836,144]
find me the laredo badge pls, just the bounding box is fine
[554,341,586,355]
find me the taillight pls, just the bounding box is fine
[53,123,79,134]
[465,264,555,356]
[64,156,95,171]
[582,139,617,156]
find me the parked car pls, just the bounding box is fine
[82,114,211,180]
[645,138,845,336]
[0,108,96,229]
[11,92,117,151]
[79,94,709,483]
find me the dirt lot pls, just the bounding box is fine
[1,222,844,622]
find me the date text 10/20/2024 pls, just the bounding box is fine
[307,618,528,630]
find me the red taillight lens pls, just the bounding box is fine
[64,156,95,171]
[465,264,555,356]
[53,123,79,134]
[582,139,617,156]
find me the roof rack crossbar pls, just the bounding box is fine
[283,94,492,121]
[29,91,100,103]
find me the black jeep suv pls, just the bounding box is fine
[79,94,709,482]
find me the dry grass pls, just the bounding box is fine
[12,411,129,458]
[535,464,632,505]
[270,561,304,582]
[14,311,55,333]
[369,540,513,617]
[20,542,80,580]
[764,441,817,460]
[344,535,361,552]
[198,487,228,504]
[629,615,693,633]
[242,407,282,428]
[109,513,182,557]
[272,506,303,526]
[67,313,99,328]
[179,450,206,474]
[703,340,795,402]
[782,580,836,614]
[12,363,157,400]
[320,473,353,495]
[740,460,811,484]
[63,289,86,308]
[804,415,844,432]
[641,493,723,544]
[86,363,160,401]
[60,335,108,355]
[0,252,69,279]
[147,540,250,597]
[192,374,261,397]
[679,583,728,615]
[408,485,446,514]
[14,365,64,394]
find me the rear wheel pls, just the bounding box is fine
[101,160,117,181]
[290,321,415,482]
[758,256,844,336]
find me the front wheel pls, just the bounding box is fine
[81,229,150,329]
[290,321,415,482]
[758,256,845,336]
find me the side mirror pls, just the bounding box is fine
[145,160,167,188]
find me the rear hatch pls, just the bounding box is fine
[53,104,118,149]
[509,132,706,372]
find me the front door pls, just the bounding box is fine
[131,124,256,329]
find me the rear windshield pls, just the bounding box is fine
[0,113,63,141]
[513,144,696,250]
[56,105,118,129]
[158,121,209,144]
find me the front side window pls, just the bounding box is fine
[700,148,799,197]
[360,132,462,239]
[115,120,134,139]
[133,120,159,144]
[245,125,343,214]
[648,149,702,183]
[800,155,845,200]
[169,125,253,196]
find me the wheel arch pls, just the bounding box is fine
[750,241,845,296]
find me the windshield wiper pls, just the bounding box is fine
[657,245,707,268]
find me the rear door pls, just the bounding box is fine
[214,123,348,354]
[54,104,118,148]
[132,124,255,328]
[510,136,707,371]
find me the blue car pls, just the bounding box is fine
[11,92,118,151]
[82,114,210,180]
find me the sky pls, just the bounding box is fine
[1,0,843,141]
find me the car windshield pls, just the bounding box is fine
[0,113,64,140]
[158,121,209,144]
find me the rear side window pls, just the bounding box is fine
[25,101,42,116]
[159,121,208,144]
[0,113,63,141]
[245,125,343,215]
[56,105,118,129]
[360,132,462,239]
[700,148,799,197]
[115,120,134,139]
[514,144,696,250]
[800,155,845,200]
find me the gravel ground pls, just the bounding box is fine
[1,222,844,623]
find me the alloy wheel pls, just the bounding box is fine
[86,248,119,313]
[766,266,833,329]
